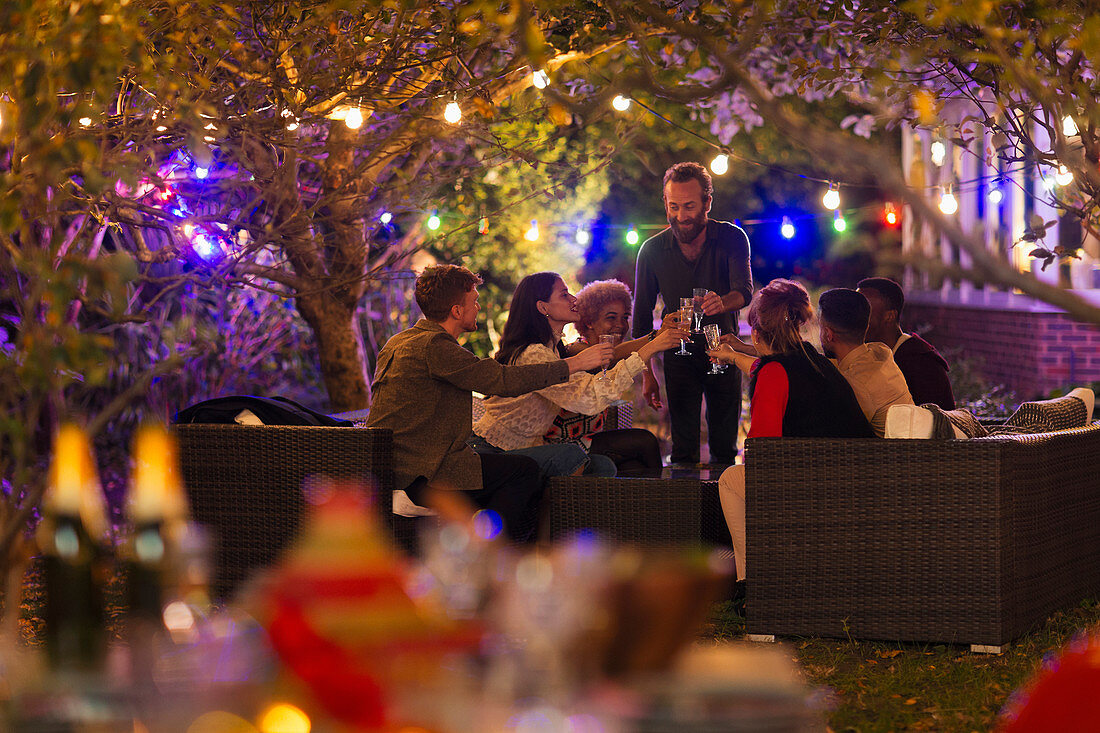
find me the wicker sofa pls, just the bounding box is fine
[743,423,1100,650]
[172,422,728,599]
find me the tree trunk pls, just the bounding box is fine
[297,294,370,412]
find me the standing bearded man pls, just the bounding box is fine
[632,162,753,466]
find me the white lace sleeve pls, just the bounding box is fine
[518,345,645,415]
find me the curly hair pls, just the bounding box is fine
[574,279,633,332]
[747,278,813,354]
[415,264,482,321]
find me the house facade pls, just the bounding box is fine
[899,110,1100,399]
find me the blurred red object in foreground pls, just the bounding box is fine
[998,630,1100,733]
[257,482,481,730]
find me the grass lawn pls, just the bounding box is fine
[706,598,1100,732]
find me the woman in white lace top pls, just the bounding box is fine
[472,272,685,474]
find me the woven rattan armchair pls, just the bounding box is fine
[172,423,395,599]
[743,423,1100,650]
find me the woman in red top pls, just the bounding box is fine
[708,279,871,603]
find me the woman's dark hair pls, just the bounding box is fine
[495,272,567,365]
[747,278,813,354]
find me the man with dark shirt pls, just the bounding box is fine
[632,162,753,465]
[857,277,956,410]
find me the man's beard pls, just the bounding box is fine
[669,213,706,243]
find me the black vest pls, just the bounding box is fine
[748,343,873,438]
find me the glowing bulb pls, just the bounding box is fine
[938,190,958,215]
[258,702,311,733]
[625,227,639,245]
[611,95,631,112]
[822,185,840,210]
[286,120,299,131]
[443,101,461,124]
[1063,115,1079,137]
[427,212,441,230]
[531,69,549,89]
[1055,165,1074,186]
[575,229,590,245]
[194,167,208,179]
[344,106,363,130]
[477,217,489,234]
[780,216,795,239]
[885,210,898,225]
[988,187,1003,205]
[78,117,92,127]
[710,153,729,176]
[524,219,539,241]
[930,140,946,167]
[832,210,847,232]
[379,212,392,225]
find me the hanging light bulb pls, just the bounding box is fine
[1063,115,1079,137]
[427,211,441,230]
[611,95,631,112]
[379,212,392,225]
[938,187,958,215]
[78,117,92,127]
[531,69,549,89]
[710,153,729,176]
[344,106,363,130]
[575,229,590,246]
[625,226,639,245]
[832,210,847,233]
[1055,165,1074,186]
[883,203,899,226]
[477,217,489,235]
[194,167,209,180]
[988,186,1003,205]
[930,140,947,167]
[822,184,840,211]
[780,216,795,239]
[524,219,539,241]
[443,100,462,124]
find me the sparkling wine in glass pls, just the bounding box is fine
[596,333,618,381]
[692,288,707,332]
[676,298,693,356]
[703,323,725,374]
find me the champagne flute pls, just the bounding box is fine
[596,333,618,381]
[692,288,707,333]
[676,298,693,356]
[703,323,725,374]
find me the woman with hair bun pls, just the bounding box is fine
[707,279,872,612]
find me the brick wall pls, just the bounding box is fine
[905,292,1100,399]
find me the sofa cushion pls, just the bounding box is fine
[885,404,987,439]
[990,388,1093,435]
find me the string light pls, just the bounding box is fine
[78,117,92,127]
[611,95,631,112]
[709,153,729,176]
[575,229,590,245]
[832,210,847,233]
[780,216,795,239]
[524,219,539,241]
[477,217,489,234]
[443,100,462,124]
[1055,165,1074,186]
[344,106,363,130]
[427,211,441,230]
[379,212,392,225]
[625,226,639,245]
[988,186,1003,205]
[531,69,549,89]
[938,187,958,215]
[194,167,209,179]
[883,202,899,226]
[1063,115,1079,137]
[822,184,840,210]
[930,140,947,167]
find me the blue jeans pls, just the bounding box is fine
[468,434,616,478]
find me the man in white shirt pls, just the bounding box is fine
[818,288,913,437]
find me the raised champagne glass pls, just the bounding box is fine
[703,323,725,374]
[596,333,618,381]
[676,298,693,356]
[692,288,707,332]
